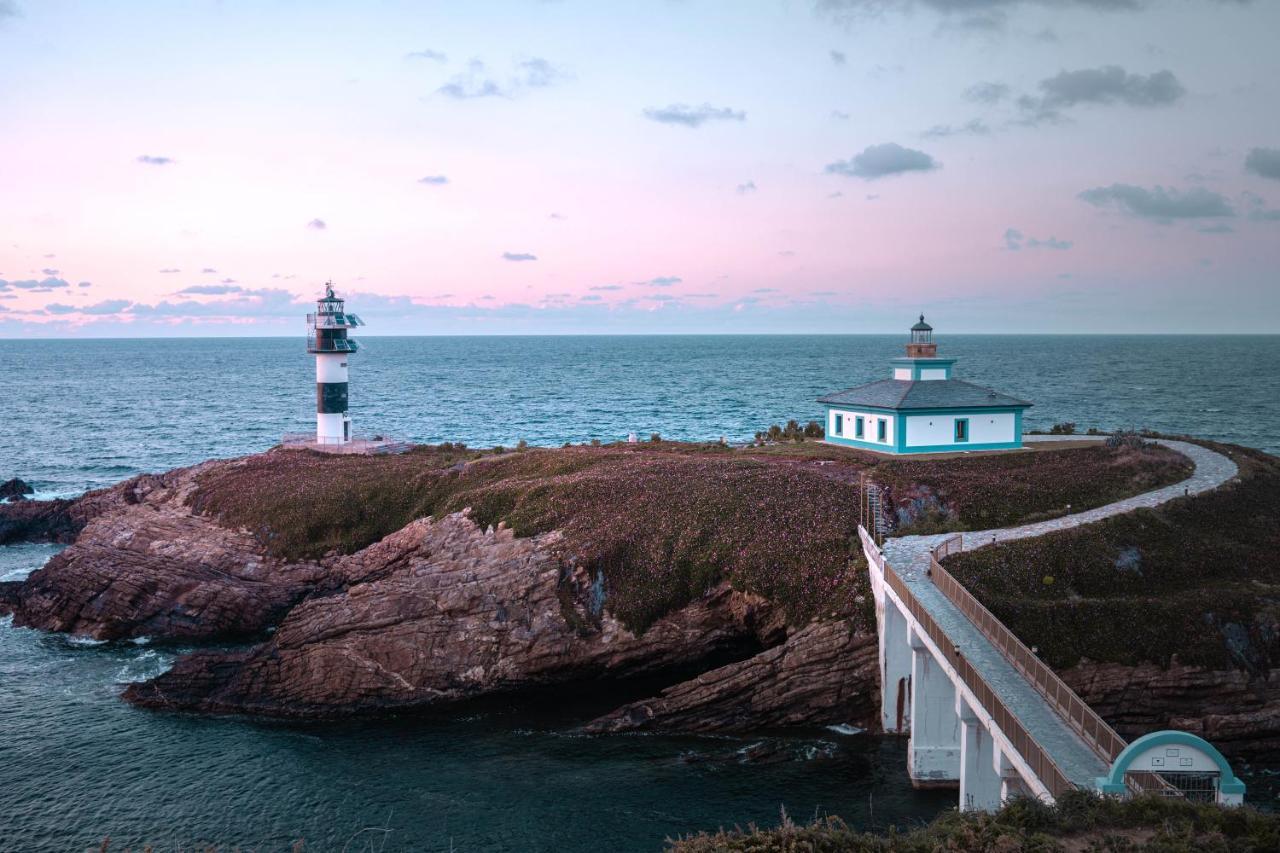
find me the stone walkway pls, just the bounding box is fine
[880,436,1239,790]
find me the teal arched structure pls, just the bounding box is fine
[1096,730,1245,805]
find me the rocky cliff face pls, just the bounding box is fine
[4,462,329,640]
[127,513,799,717]
[3,455,876,730]
[1065,661,1280,759]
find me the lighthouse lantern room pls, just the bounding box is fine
[307,282,363,445]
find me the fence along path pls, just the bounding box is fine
[875,436,1239,792]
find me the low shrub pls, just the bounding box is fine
[944,440,1280,671]
[670,792,1280,852]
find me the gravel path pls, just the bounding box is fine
[879,436,1238,790]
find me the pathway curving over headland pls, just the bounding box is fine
[869,436,1242,804]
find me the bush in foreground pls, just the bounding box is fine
[670,791,1280,852]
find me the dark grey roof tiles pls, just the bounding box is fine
[818,378,1031,410]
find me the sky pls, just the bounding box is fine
[1,0,1278,337]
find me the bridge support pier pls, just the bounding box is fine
[958,697,1003,812]
[908,627,960,788]
[880,600,912,735]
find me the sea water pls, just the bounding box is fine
[1,335,1277,851]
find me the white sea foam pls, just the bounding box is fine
[65,635,108,647]
[825,723,864,736]
[129,636,152,646]
[114,650,174,684]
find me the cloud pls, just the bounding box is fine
[201,267,217,274]
[437,57,567,99]
[159,268,181,273]
[1245,147,1280,180]
[642,103,746,128]
[825,142,939,180]
[406,48,447,62]
[1004,228,1073,250]
[45,299,131,316]
[964,81,1010,104]
[178,284,244,295]
[816,1,1155,24]
[752,288,779,293]
[41,267,59,276]
[831,110,850,120]
[1242,191,1280,222]
[736,180,757,194]
[1078,184,1235,221]
[778,250,797,257]
[810,290,839,296]
[0,2,18,22]
[1019,66,1184,123]
[921,118,989,138]
[549,212,566,220]
[307,219,327,230]
[1,277,69,291]
[580,294,602,302]
[137,155,175,165]
[77,281,91,288]
[589,284,623,291]
[829,49,847,65]
[418,174,449,185]
[641,276,682,287]
[502,252,537,262]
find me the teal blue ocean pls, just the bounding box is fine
[1,335,1278,851]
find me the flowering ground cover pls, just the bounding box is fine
[943,440,1280,671]
[749,440,1193,533]
[190,439,1195,634]
[190,445,872,632]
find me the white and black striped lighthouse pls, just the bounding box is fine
[307,282,363,445]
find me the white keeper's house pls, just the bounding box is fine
[818,316,1032,454]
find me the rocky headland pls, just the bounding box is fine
[4,436,1274,759]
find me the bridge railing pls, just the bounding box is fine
[928,545,1127,765]
[862,530,1077,799]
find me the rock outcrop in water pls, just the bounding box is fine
[2,454,873,729]
[0,477,34,502]
[2,465,329,639]
[126,513,799,717]
[3,440,1277,754]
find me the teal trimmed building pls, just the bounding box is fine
[818,316,1032,455]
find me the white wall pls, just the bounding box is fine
[315,353,349,383]
[317,412,346,442]
[893,367,913,380]
[829,408,896,446]
[904,412,1016,447]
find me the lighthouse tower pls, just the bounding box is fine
[307,282,362,445]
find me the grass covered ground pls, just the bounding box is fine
[189,439,1194,635]
[749,440,1192,534]
[669,791,1280,852]
[943,439,1280,671]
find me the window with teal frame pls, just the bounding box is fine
[834,413,843,435]
[877,419,886,442]
[855,416,864,438]
[955,418,969,442]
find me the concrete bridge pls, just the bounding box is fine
[860,437,1248,810]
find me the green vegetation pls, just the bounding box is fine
[189,439,1195,636]
[191,445,874,633]
[670,792,1280,852]
[944,440,1280,671]
[746,440,1192,534]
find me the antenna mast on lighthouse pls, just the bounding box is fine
[306,281,362,445]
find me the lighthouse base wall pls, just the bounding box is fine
[317,413,350,445]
